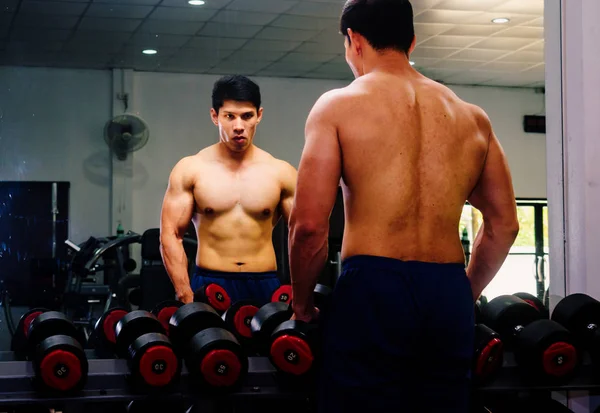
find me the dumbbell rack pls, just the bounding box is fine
[0,351,310,410]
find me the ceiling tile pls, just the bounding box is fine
[227,50,287,62]
[431,59,484,70]
[86,3,154,19]
[520,41,544,52]
[449,48,510,61]
[490,0,544,15]
[159,61,215,73]
[470,37,535,51]
[444,70,499,84]
[414,23,455,36]
[1,0,18,12]
[210,10,278,25]
[465,12,540,25]
[441,25,506,37]
[263,60,322,73]
[79,17,142,31]
[498,50,543,63]
[257,70,306,78]
[129,33,191,48]
[15,13,79,29]
[20,1,87,15]
[525,17,543,27]
[64,38,124,53]
[419,35,483,48]
[94,0,160,4]
[186,36,246,50]
[477,61,538,72]
[226,0,298,14]
[419,67,463,80]
[280,52,337,64]
[270,15,337,31]
[10,27,71,41]
[198,22,263,38]
[174,47,233,61]
[482,71,543,87]
[491,26,543,39]
[286,2,343,18]
[434,0,505,11]
[294,41,341,54]
[301,72,350,81]
[242,39,301,52]
[6,40,63,52]
[117,45,180,58]
[415,10,481,24]
[255,27,319,42]
[150,6,217,21]
[160,0,230,8]
[411,57,442,67]
[314,60,352,75]
[212,58,271,73]
[410,47,461,59]
[138,20,205,35]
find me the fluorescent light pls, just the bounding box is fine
[492,17,510,24]
[142,49,158,55]
[410,61,415,66]
[188,0,205,5]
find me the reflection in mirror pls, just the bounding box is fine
[0,0,547,390]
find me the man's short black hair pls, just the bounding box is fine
[340,0,415,55]
[211,75,261,113]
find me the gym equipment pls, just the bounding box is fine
[271,284,292,304]
[152,300,184,334]
[13,309,88,393]
[251,302,319,377]
[313,283,332,312]
[91,307,129,356]
[552,293,600,366]
[514,292,549,319]
[193,283,231,314]
[169,303,247,390]
[114,310,181,389]
[221,299,261,348]
[473,324,504,383]
[481,295,578,381]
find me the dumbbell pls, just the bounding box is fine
[271,284,293,304]
[12,309,88,393]
[514,292,549,319]
[221,299,261,351]
[114,310,181,390]
[481,295,578,381]
[251,302,319,378]
[194,283,232,314]
[552,293,600,367]
[91,307,129,357]
[152,300,184,334]
[472,323,504,384]
[169,302,248,390]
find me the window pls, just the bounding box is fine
[460,200,549,303]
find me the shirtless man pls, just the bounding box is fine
[160,75,297,305]
[288,1,519,411]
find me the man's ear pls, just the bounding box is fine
[210,108,219,126]
[347,28,362,56]
[408,35,417,55]
[257,107,264,123]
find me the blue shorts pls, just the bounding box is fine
[319,255,474,413]
[190,266,281,306]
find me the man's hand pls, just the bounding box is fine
[177,287,194,304]
[291,305,320,323]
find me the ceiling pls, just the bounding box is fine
[0,0,545,87]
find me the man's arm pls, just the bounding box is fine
[467,122,520,301]
[160,158,196,303]
[278,161,298,225]
[289,91,342,321]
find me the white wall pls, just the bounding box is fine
[0,66,112,243]
[0,66,547,242]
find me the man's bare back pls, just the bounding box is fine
[336,71,489,264]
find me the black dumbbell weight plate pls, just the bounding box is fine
[33,334,88,392]
[473,324,504,383]
[115,311,165,359]
[552,293,600,339]
[194,284,231,314]
[11,308,48,354]
[250,302,293,355]
[169,303,225,352]
[514,292,549,319]
[269,320,318,376]
[516,319,578,380]
[129,332,180,388]
[222,300,261,340]
[313,284,332,311]
[28,312,85,356]
[481,295,540,347]
[152,300,184,335]
[94,307,128,347]
[187,327,247,389]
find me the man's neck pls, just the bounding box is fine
[217,142,256,165]
[362,50,415,77]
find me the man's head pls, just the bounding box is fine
[210,75,263,153]
[340,0,416,77]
